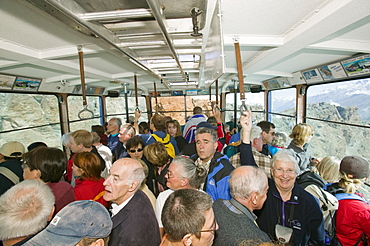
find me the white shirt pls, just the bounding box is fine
[111,193,135,217]
[155,189,174,228]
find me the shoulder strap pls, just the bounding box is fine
[0,166,20,185]
[335,193,368,204]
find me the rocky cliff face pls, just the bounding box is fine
[273,102,370,161]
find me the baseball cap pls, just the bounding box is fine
[0,141,25,157]
[340,156,369,179]
[196,121,217,130]
[24,200,112,246]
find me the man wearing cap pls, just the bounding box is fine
[103,158,160,246]
[23,200,112,246]
[191,126,234,201]
[325,155,370,246]
[0,141,25,195]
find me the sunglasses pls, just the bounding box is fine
[129,148,143,153]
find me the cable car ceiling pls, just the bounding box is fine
[0,0,369,94]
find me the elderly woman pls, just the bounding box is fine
[326,156,369,246]
[239,112,325,245]
[155,156,207,237]
[287,123,319,174]
[166,120,188,153]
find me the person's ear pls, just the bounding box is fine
[182,234,193,246]
[251,191,258,206]
[47,206,55,222]
[92,238,105,246]
[181,178,189,187]
[32,169,42,179]
[129,180,140,192]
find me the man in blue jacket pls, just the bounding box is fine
[191,127,234,201]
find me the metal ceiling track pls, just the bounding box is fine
[25,0,172,89]
[146,0,187,81]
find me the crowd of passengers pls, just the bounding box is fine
[0,106,369,246]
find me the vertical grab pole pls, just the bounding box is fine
[234,40,248,114]
[124,83,129,123]
[78,45,87,107]
[134,74,139,111]
[153,82,158,113]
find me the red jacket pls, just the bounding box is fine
[336,196,370,246]
[74,178,108,208]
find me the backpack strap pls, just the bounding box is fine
[335,193,369,204]
[0,166,20,185]
[151,133,170,144]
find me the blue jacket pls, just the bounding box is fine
[192,152,234,201]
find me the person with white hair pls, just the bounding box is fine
[212,166,271,245]
[0,179,55,245]
[254,150,325,245]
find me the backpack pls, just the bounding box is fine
[151,134,176,158]
[296,172,339,244]
[325,190,369,246]
[223,141,240,158]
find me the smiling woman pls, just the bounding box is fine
[255,150,326,246]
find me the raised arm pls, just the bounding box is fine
[239,111,257,167]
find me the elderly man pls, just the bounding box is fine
[114,123,136,161]
[0,179,55,245]
[229,125,272,177]
[191,127,234,201]
[103,158,160,246]
[212,166,271,245]
[160,189,217,246]
[106,117,122,152]
[23,200,112,246]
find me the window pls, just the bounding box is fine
[0,93,62,148]
[106,96,148,123]
[269,88,296,134]
[224,92,265,124]
[151,95,214,125]
[306,79,370,161]
[68,96,101,132]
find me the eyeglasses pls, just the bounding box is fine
[21,162,28,169]
[198,220,218,234]
[273,168,295,175]
[129,148,143,153]
[165,170,184,179]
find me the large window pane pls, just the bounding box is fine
[106,96,148,123]
[224,92,265,124]
[306,79,370,161]
[151,95,214,125]
[68,96,101,132]
[270,88,296,133]
[0,93,62,148]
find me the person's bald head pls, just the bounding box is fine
[103,158,145,205]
